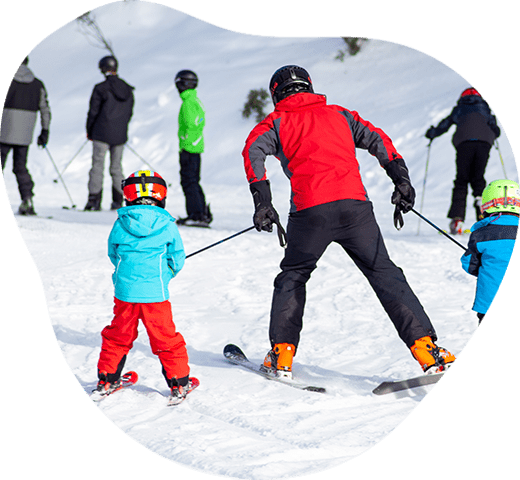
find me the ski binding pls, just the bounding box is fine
[91,371,138,402]
[223,344,326,393]
[167,377,200,406]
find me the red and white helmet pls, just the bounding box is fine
[122,170,167,208]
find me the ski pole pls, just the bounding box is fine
[53,139,88,183]
[186,226,255,259]
[124,144,172,186]
[417,140,432,235]
[44,147,77,209]
[411,208,467,252]
[495,140,508,179]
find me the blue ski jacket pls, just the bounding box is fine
[108,205,185,303]
[461,213,518,314]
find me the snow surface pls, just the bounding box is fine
[1,1,519,480]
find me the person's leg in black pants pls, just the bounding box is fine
[448,141,474,221]
[269,200,436,352]
[179,149,206,219]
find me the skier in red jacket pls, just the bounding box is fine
[242,65,455,379]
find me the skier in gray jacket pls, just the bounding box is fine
[1,56,51,215]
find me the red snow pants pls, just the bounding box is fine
[98,298,190,383]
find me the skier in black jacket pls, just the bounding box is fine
[425,88,500,234]
[85,56,134,211]
[1,56,51,215]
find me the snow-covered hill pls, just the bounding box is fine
[1,2,519,480]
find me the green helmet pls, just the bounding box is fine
[481,179,520,215]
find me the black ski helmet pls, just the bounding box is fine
[269,65,313,105]
[99,55,118,74]
[175,70,198,93]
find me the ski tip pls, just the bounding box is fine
[122,371,139,383]
[372,383,390,395]
[304,386,327,394]
[189,377,200,389]
[223,344,244,356]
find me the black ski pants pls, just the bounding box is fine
[179,149,207,218]
[269,199,436,352]
[1,143,34,200]
[448,140,491,221]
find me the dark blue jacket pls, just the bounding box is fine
[86,74,134,145]
[429,94,500,147]
[461,213,518,314]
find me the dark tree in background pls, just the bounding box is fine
[242,88,270,122]
[335,37,368,61]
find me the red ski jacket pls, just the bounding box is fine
[243,92,403,212]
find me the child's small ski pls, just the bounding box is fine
[223,344,326,393]
[91,371,138,402]
[167,377,200,406]
[372,371,444,395]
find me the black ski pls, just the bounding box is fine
[372,371,444,395]
[223,344,326,393]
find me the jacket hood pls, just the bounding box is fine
[274,92,326,112]
[117,205,172,238]
[106,75,134,101]
[14,64,35,83]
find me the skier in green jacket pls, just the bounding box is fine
[174,70,212,227]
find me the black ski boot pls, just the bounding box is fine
[111,187,124,210]
[18,197,36,215]
[84,192,102,211]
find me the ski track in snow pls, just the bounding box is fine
[2,3,517,479]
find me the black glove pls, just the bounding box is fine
[391,183,416,214]
[425,126,436,140]
[37,129,49,147]
[391,183,416,230]
[249,180,287,247]
[385,158,416,230]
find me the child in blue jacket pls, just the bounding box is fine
[93,170,196,405]
[461,179,519,323]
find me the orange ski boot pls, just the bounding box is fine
[410,336,456,373]
[263,343,295,379]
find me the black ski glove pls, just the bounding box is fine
[391,183,415,213]
[425,126,437,140]
[385,158,416,230]
[249,180,287,247]
[37,129,49,147]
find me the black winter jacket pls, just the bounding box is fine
[428,94,500,147]
[86,75,134,145]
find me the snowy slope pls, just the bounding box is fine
[1,2,519,480]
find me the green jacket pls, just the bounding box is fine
[178,88,205,153]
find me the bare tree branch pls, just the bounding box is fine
[76,11,116,57]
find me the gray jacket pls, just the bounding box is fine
[0,64,51,146]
